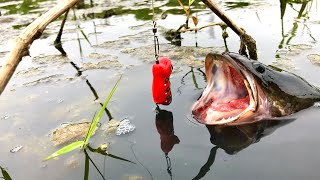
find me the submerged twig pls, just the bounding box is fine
[54,8,70,56]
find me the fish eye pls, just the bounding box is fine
[253,63,265,73]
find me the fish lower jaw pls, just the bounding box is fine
[205,106,256,125]
[216,116,239,124]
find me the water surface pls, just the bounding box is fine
[0,0,320,179]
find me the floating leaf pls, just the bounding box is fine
[44,141,84,161]
[192,16,198,26]
[83,75,122,147]
[189,0,196,6]
[0,167,12,180]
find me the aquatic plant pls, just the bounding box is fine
[44,75,122,161]
[76,24,92,46]
[177,0,197,28]
[0,166,12,180]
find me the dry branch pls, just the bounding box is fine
[0,0,78,95]
[201,0,257,60]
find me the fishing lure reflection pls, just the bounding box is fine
[155,108,180,179]
[155,108,180,154]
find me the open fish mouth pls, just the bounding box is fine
[192,53,259,125]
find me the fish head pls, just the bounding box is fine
[191,52,270,125]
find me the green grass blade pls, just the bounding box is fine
[0,167,12,180]
[106,153,136,164]
[44,141,84,161]
[87,145,136,164]
[77,25,92,46]
[76,32,83,57]
[83,75,122,146]
[189,0,196,6]
[83,111,97,145]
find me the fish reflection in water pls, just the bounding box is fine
[193,119,294,180]
[155,108,180,179]
[207,119,294,154]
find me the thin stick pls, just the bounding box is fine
[0,0,79,95]
[179,22,225,33]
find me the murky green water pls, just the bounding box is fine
[0,0,320,179]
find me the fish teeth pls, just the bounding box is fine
[221,116,235,122]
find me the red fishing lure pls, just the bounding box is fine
[152,57,173,105]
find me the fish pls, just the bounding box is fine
[191,52,320,125]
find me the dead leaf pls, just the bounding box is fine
[192,16,198,26]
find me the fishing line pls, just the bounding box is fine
[129,142,154,180]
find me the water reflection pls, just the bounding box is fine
[278,0,315,50]
[84,149,106,180]
[192,120,294,179]
[68,57,114,120]
[85,145,135,180]
[192,146,219,180]
[177,67,206,95]
[155,108,180,179]
[207,119,294,155]
[54,9,69,57]
[224,1,251,10]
